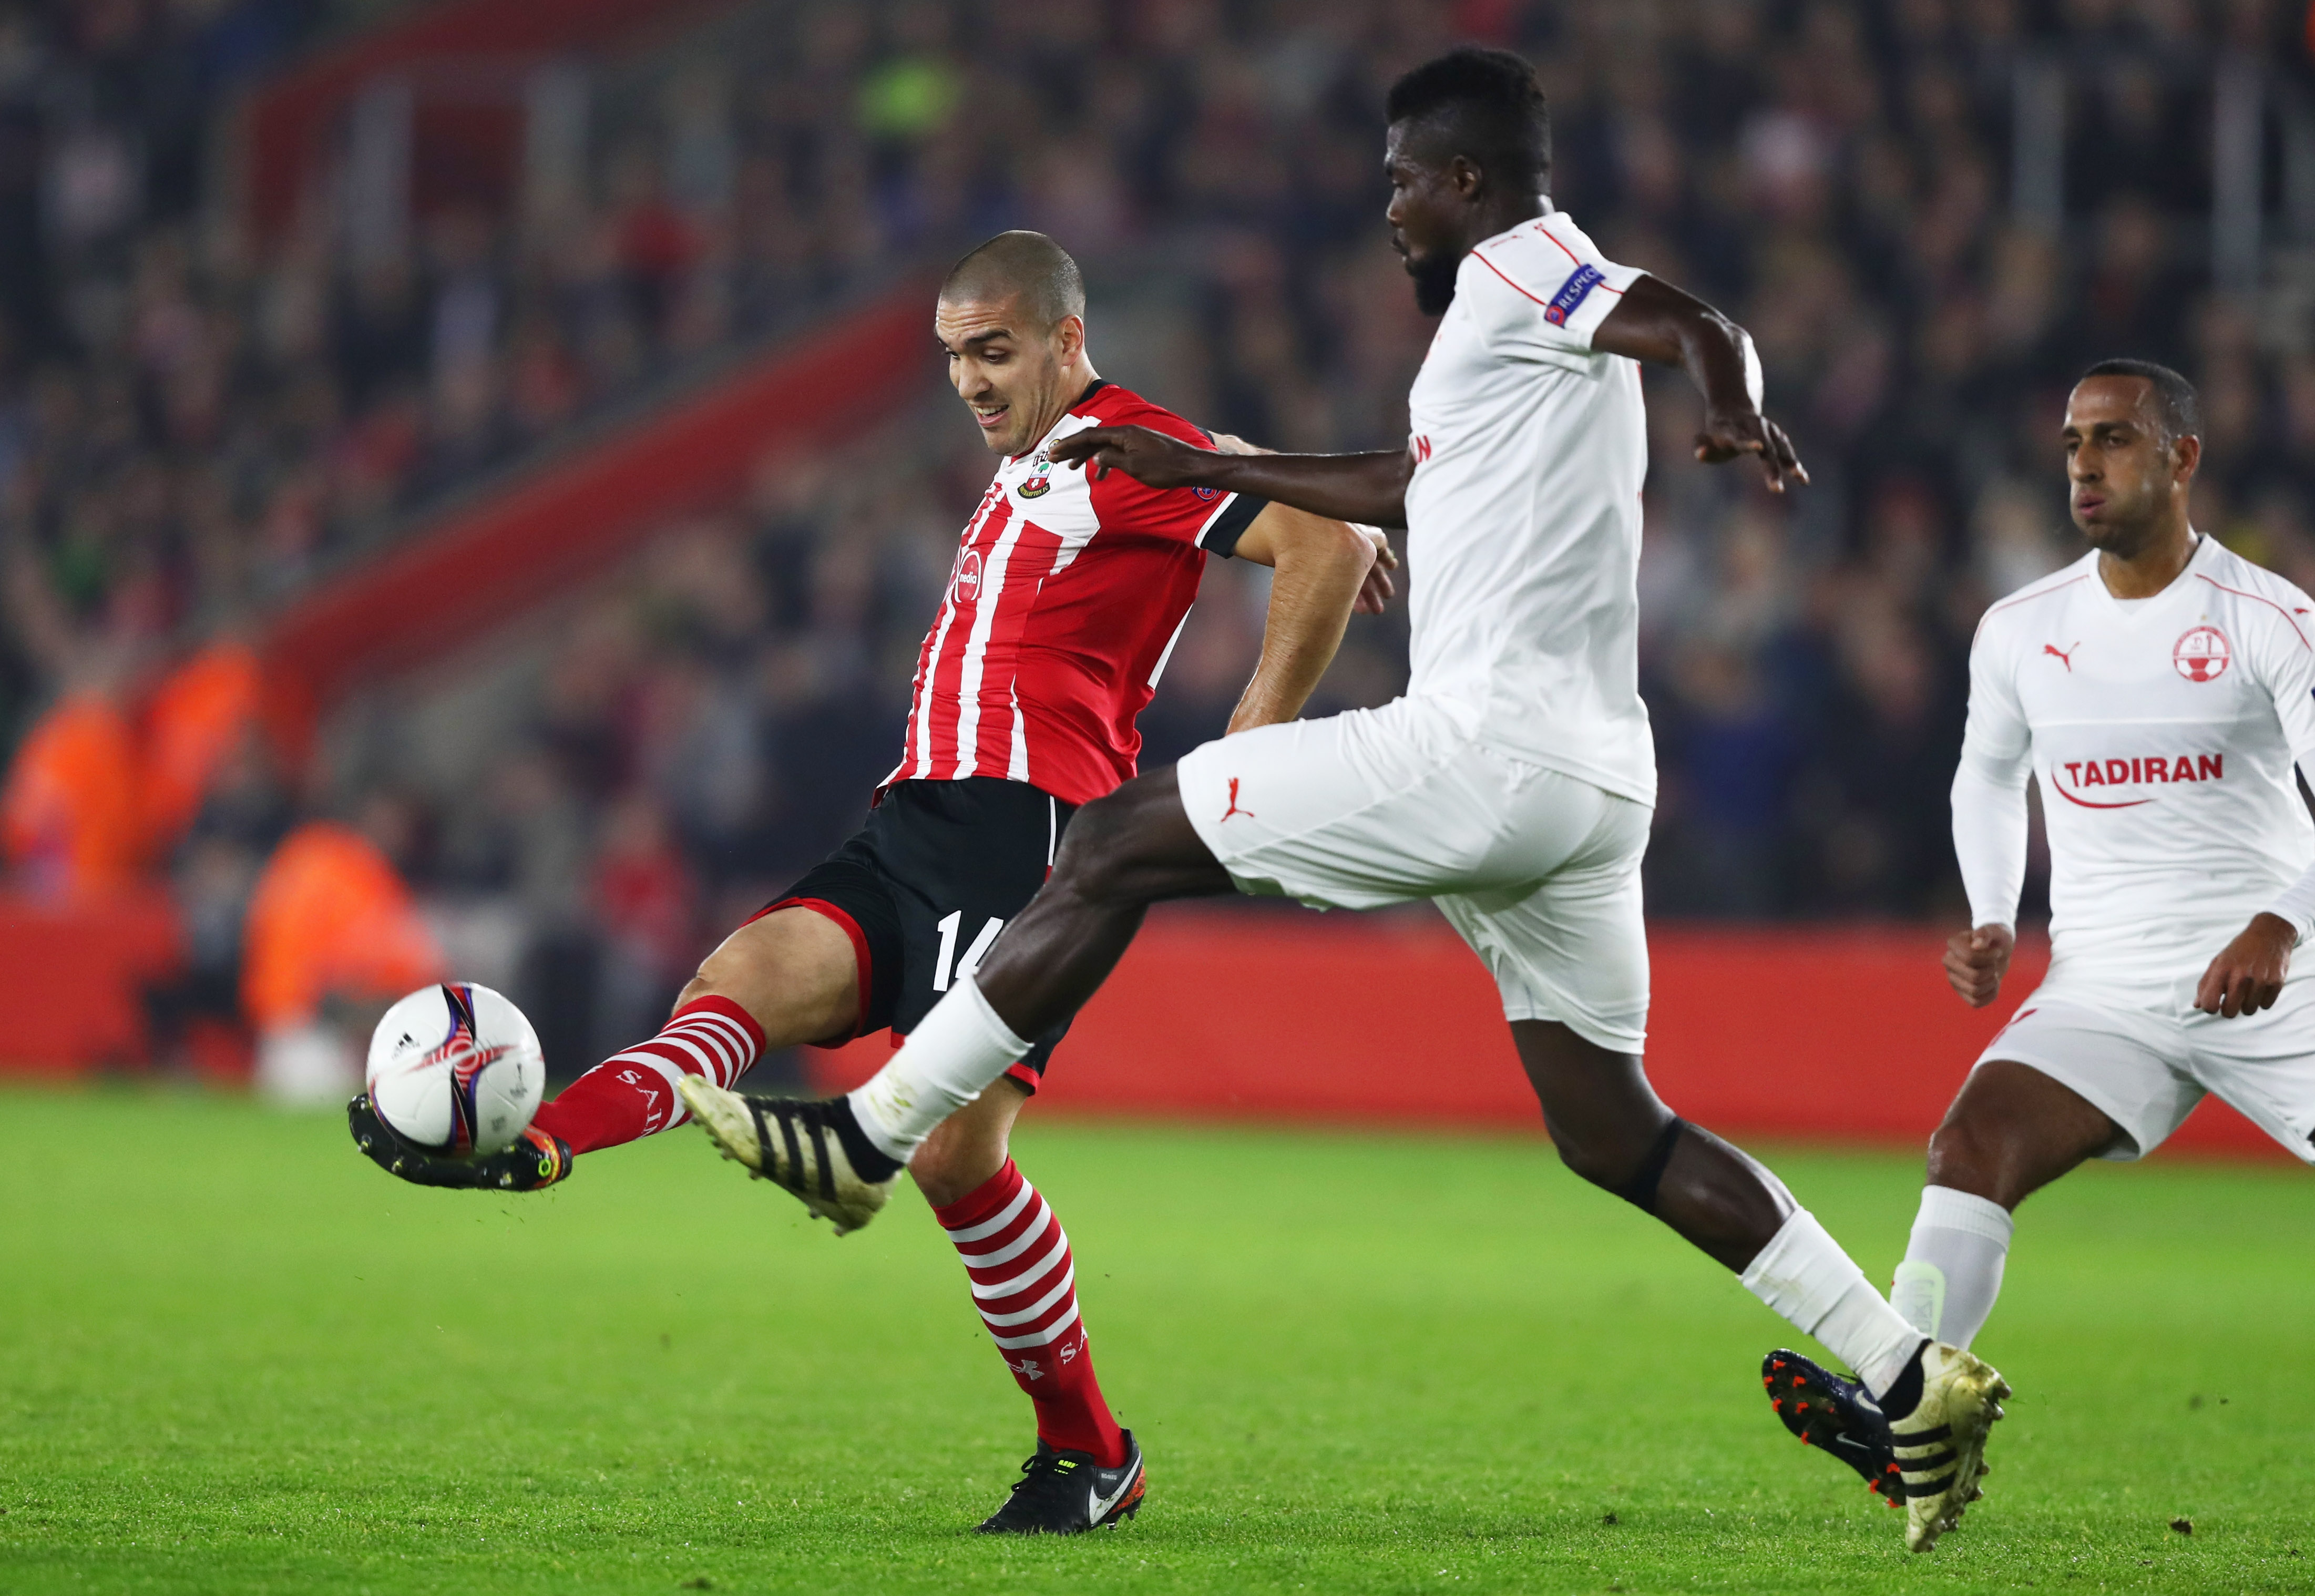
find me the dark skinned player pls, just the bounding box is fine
[683,48,2009,1553]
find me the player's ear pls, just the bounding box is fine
[1053,313,1086,365]
[2172,432,2201,484]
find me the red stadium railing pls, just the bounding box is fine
[0,895,2281,1160]
[254,281,935,752]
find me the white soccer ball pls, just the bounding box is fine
[365,983,546,1159]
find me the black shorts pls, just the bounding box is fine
[755,778,1078,1093]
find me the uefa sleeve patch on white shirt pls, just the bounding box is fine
[1461,213,1645,357]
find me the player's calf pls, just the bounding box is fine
[970,771,1232,1042]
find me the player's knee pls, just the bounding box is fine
[1550,1125,1641,1193]
[1050,793,1144,903]
[909,1122,1008,1209]
[673,961,738,1023]
[1923,1116,2015,1206]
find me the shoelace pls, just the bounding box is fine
[1007,1452,1078,1499]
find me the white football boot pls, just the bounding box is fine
[1889,1342,2010,1552]
[678,1077,898,1235]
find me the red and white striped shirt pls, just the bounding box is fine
[884,381,1264,806]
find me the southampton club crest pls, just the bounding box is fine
[2174,626,2230,683]
[1018,451,1052,498]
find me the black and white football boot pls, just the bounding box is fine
[1884,1341,2010,1552]
[347,1094,573,1191]
[676,1077,900,1234]
[976,1431,1146,1535]
[1763,1342,2010,1552]
[1762,1349,1903,1508]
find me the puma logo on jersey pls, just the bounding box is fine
[1220,777,1254,822]
[2043,641,2079,671]
[2053,753,2224,809]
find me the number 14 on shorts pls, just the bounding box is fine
[933,911,1005,992]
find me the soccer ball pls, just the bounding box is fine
[365,983,546,1159]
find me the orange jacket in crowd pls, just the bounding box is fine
[241,821,443,1032]
[141,641,263,852]
[1,642,267,902]
[0,692,146,902]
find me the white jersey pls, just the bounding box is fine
[1402,209,1654,806]
[1958,536,2315,990]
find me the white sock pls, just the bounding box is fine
[1889,1185,2013,1350]
[847,978,1029,1162]
[1740,1209,1925,1398]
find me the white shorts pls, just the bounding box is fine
[1976,975,2315,1162]
[1176,695,1652,1053]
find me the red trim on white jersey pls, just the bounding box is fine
[2196,572,2314,650]
[1470,239,1627,306]
[882,384,1261,807]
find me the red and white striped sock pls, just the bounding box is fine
[530,995,764,1155]
[934,1158,1125,1466]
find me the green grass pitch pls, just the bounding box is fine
[3,1088,2311,1594]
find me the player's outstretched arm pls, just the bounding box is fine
[1225,502,1383,733]
[1592,275,1807,494]
[1048,426,1413,528]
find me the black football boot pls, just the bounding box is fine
[347,1093,573,1192]
[1762,1349,1904,1509]
[976,1431,1146,1534]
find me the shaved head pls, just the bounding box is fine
[939,230,1085,332]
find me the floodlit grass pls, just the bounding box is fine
[2,1086,2310,1594]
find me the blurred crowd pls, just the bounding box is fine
[3,0,2314,1081]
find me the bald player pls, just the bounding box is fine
[347,231,1392,1533]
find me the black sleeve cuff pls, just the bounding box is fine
[1196,493,1267,558]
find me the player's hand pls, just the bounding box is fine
[1049,425,1217,488]
[1695,407,1809,494]
[1354,527,1398,615]
[1943,923,2014,1008]
[2194,913,2296,1018]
